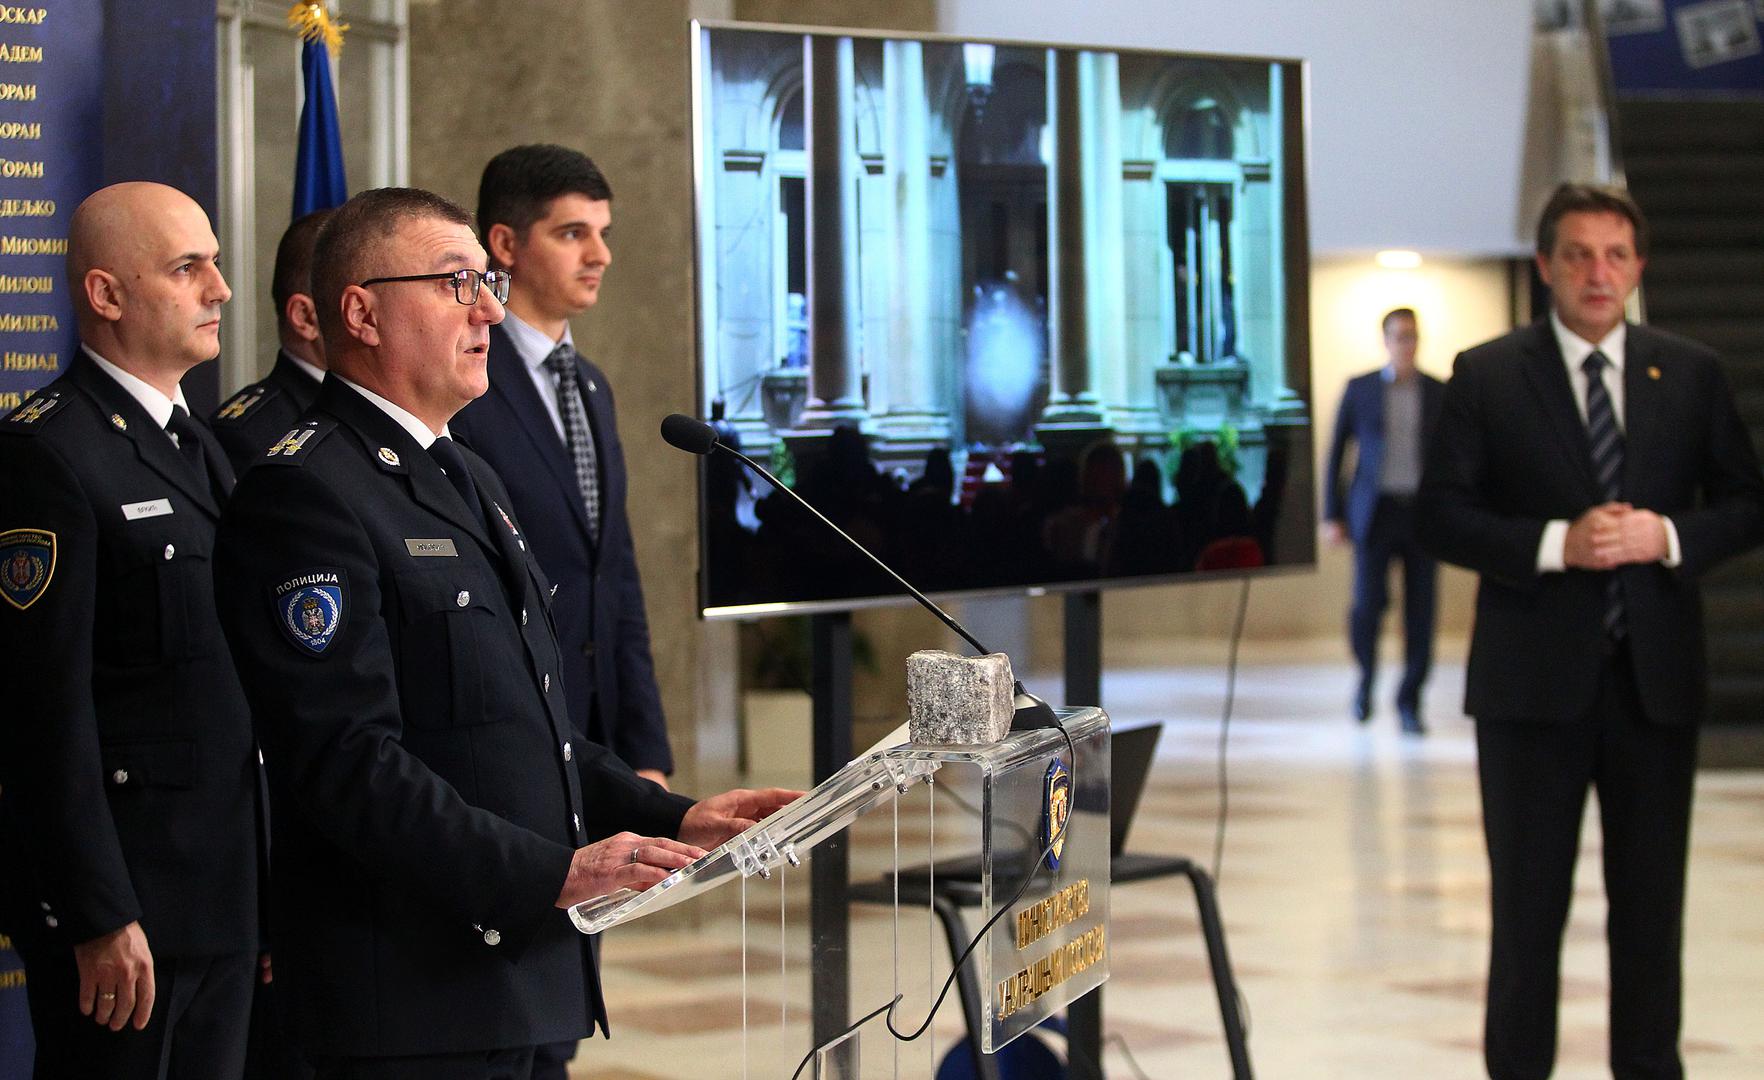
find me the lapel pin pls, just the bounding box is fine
[1648,366,1661,380]
[109,413,127,431]
[586,378,597,393]
[377,447,401,467]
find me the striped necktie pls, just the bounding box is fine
[1583,350,1626,640]
[544,343,602,544]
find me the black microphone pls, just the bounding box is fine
[663,413,1059,731]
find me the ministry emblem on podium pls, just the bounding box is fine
[1042,756,1071,870]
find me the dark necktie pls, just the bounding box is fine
[428,435,481,516]
[1583,350,1626,640]
[543,343,602,543]
[165,406,212,495]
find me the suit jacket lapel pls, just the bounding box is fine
[1621,330,1660,501]
[70,356,222,518]
[485,326,596,542]
[1518,321,1600,499]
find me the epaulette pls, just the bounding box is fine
[1,389,68,434]
[258,418,336,465]
[212,382,282,425]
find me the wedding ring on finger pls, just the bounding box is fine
[629,847,641,865]
[99,991,117,1001]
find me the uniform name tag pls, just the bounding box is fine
[122,499,173,521]
[405,538,459,557]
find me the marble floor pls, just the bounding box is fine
[573,658,1764,1078]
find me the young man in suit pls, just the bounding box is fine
[451,146,672,787]
[0,182,260,1079]
[1324,308,1445,733]
[210,209,332,471]
[1419,183,1764,1080]
[212,187,794,1080]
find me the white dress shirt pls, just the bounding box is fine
[1535,312,1680,571]
[331,373,447,448]
[500,308,573,443]
[84,345,188,433]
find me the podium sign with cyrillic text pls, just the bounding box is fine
[978,713,1110,1052]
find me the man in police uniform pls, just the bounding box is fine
[0,182,260,1078]
[210,209,332,471]
[212,187,795,1080]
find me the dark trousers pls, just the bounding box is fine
[16,943,253,1080]
[310,1046,536,1080]
[1475,645,1698,1080]
[1348,495,1437,708]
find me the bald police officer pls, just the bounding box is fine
[0,182,259,1079]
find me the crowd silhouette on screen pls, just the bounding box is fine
[704,423,1284,608]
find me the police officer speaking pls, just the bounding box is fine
[211,186,796,1080]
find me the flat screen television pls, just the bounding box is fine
[690,21,1314,617]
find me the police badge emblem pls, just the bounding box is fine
[1042,756,1072,871]
[274,569,345,655]
[0,528,55,611]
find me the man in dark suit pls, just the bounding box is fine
[451,146,674,795]
[1419,183,1764,1080]
[213,187,794,1080]
[0,182,259,1079]
[1325,307,1445,732]
[211,209,331,471]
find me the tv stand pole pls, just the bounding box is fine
[1063,589,1105,1080]
[809,611,854,1049]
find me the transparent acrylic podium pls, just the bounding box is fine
[571,707,1111,1075]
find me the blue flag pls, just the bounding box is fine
[292,37,346,218]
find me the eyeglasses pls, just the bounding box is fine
[357,268,512,306]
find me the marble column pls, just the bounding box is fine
[797,34,869,431]
[1038,49,1115,459]
[874,38,949,464]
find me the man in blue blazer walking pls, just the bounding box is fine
[1324,308,1445,732]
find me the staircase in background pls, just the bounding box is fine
[1621,99,1764,730]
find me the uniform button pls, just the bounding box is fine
[111,769,129,785]
[543,674,551,692]
[455,590,470,607]
[44,915,58,929]
[483,928,501,946]
[563,741,573,762]
[521,609,528,626]
[572,813,582,833]
[39,900,51,912]
[162,544,175,560]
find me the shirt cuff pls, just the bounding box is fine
[1537,519,1569,573]
[1661,516,1682,568]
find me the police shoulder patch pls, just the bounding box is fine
[260,419,336,466]
[214,383,280,424]
[273,568,345,656]
[0,528,56,610]
[2,390,66,433]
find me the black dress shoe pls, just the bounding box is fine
[1353,682,1372,723]
[1399,705,1426,735]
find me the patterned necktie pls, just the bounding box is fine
[428,435,481,516]
[543,343,602,543]
[1583,350,1626,639]
[165,406,212,495]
